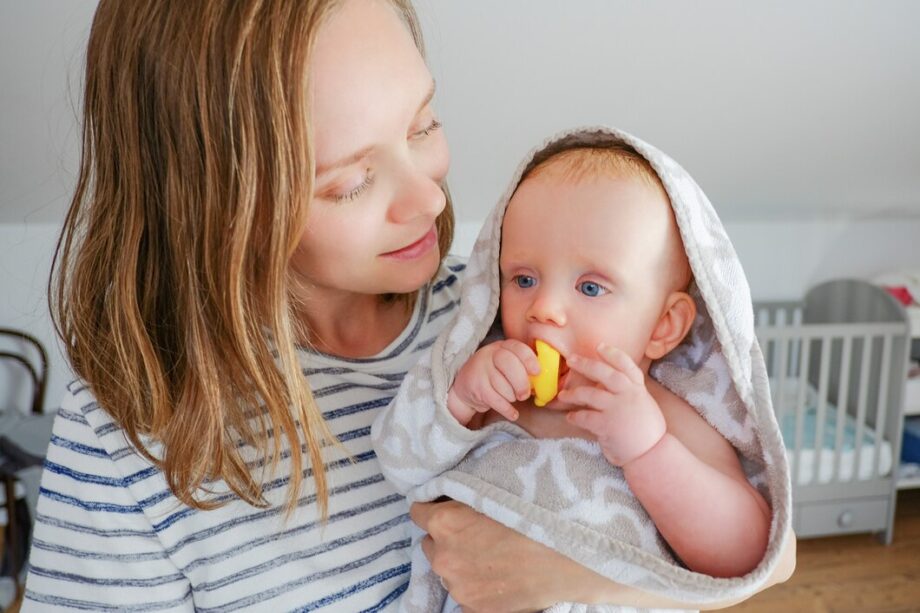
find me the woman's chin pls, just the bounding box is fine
[382,252,441,294]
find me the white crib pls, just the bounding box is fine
[754,279,911,544]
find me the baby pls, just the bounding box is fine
[446,142,770,578]
[372,128,792,612]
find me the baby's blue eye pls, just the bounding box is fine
[514,275,536,289]
[578,281,606,297]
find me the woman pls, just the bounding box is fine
[24,1,793,610]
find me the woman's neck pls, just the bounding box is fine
[294,290,413,358]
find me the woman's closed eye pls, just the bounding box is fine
[332,170,376,203]
[411,118,442,140]
[577,280,609,297]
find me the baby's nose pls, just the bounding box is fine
[526,293,566,327]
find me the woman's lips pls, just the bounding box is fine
[381,226,437,260]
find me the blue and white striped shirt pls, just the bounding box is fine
[22,257,465,612]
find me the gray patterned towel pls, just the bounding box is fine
[371,127,791,612]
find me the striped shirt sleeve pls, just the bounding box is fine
[22,387,193,612]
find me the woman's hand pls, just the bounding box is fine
[411,499,582,612]
[410,499,798,612]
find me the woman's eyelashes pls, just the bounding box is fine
[327,119,441,203]
[333,170,375,203]
[411,118,442,139]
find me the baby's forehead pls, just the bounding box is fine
[507,161,672,225]
[502,149,692,288]
[521,145,664,193]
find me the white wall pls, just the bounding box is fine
[0,0,88,409]
[416,0,920,223]
[0,223,67,414]
[0,1,94,224]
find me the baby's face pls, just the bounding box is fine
[499,171,679,375]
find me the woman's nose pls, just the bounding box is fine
[387,165,446,225]
[526,291,566,327]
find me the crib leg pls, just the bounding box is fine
[877,525,894,545]
[877,498,897,545]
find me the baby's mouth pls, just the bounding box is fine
[557,356,570,390]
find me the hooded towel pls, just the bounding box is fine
[372,126,791,612]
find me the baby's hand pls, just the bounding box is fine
[447,340,541,426]
[555,343,666,466]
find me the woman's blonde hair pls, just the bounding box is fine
[51,0,453,517]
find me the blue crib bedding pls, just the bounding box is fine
[771,377,893,483]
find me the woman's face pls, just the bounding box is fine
[292,0,449,299]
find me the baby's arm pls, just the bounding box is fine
[447,339,539,426]
[625,389,771,577]
[558,343,770,577]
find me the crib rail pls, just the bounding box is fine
[752,280,910,542]
[755,320,905,486]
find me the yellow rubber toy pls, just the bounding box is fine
[530,340,561,407]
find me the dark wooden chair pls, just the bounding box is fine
[0,328,52,603]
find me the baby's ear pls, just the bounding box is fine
[645,291,697,361]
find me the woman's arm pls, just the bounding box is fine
[411,500,796,611]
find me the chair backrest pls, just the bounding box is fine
[0,328,48,415]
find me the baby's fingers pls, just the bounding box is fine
[498,340,541,376]
[565,408,607,436]
[483,385,519,422]
[487,369,518,405]
[597,344,644,386]
[566,354,632,394]
[557,386,613,412]
[493,348,534,401]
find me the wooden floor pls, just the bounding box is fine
[730,488,920,613]
[4,490,920,613]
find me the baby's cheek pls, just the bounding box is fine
[498,295,519,335]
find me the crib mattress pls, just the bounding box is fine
[779,403,893,485]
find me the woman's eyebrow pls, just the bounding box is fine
[315,80,436,178]
[315,144,375,177]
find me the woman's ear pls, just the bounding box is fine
[645,291,697,361]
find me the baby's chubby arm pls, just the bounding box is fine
[556,343,770,578]
[446,339,540,426]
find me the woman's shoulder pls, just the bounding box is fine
[51,380,158,475]
[56,379,120,433]
[54,379,111,438]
